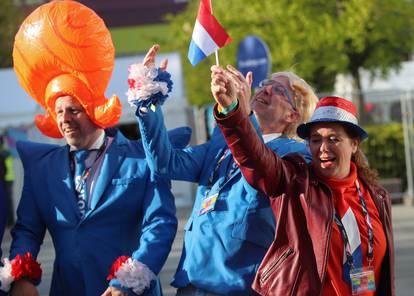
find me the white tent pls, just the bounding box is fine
[0,68,38,129]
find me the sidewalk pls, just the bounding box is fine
[1,204,413,295]
[392,204,414,295]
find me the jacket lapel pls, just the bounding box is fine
[55,146,81,221]
[84,131,127,219]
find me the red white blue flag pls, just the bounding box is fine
[188,0,232,66]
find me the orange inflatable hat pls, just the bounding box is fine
[13,0,122,138]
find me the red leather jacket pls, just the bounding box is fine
[215,106,395,296]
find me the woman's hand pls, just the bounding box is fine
[211,65,237,108]
[224,65,253,115]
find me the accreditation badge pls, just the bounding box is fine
[350,266,376,295]
[199,193,219,215]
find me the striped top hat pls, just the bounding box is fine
[297,96,368,140]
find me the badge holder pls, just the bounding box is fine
[350,264,376,295]
[199,193,219,216]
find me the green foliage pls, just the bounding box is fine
[361,123,406,184]
[111,24,172,56]
[166,0,414,106]
[0,0,23,68]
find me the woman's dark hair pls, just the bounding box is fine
[344,125,379,186]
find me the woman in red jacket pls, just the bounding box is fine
[210,65,394,296]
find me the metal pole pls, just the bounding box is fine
[209,0,220,65]
[409,90,414,206]
[401,91,414,206]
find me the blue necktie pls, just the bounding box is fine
[73,150,90,219]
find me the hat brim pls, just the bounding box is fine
[297,118,368,141]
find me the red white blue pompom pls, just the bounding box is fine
[0,253,42,292]
[108,256,156,295]
[126,63,173,109]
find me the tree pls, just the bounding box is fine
[0,0,23,68]
[165,0,414,110]
[335,0,414,123]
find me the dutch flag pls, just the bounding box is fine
[188,0,232,66]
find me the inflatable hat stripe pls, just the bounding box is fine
[13,0,122,138]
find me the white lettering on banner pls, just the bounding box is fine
[238,58,267,68]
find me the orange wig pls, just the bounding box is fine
[13,0,122,138]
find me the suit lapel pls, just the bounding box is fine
[54,146,81,221]
[84,131,126,219]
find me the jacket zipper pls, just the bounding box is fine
[260,247,294,284]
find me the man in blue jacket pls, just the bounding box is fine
[0,94,186,296]
[0,3,184,295]
[135,45,318,295]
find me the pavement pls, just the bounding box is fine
[1,204,413,296]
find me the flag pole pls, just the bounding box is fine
[210,0,220,65]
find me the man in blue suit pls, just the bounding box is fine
[135,45,318,295]
[1,2,182,295]
[0,94,183,296]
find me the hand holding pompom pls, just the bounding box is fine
[126,44,173,109]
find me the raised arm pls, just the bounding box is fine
[211,65,296,197]
[137,104,210,183]
[133,45,212,183]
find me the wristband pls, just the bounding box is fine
[219,100,238,115]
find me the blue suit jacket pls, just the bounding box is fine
[137,107,311,295]
[9,129,189,296]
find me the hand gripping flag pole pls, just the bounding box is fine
[188,0,232,66]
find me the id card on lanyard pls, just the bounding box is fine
[350,266,376,295]
[198,148,238,216]
[334,180,376,295]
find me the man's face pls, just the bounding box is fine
[55,96,100,150]
[251,76,296,133]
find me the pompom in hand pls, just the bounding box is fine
[126,44,172,109]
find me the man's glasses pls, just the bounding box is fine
[258,79,296,109]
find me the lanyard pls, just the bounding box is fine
[207,148,239,191]
[333,179,374,269]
